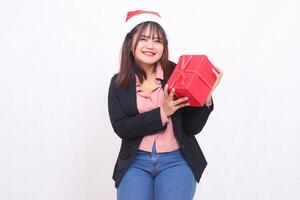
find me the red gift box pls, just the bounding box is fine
[167,55,218,107]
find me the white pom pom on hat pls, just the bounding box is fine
[124,10,163,34]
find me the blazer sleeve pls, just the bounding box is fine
[181,97,214,135]
[108,75,167,140]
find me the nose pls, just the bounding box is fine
[145,39,154,49]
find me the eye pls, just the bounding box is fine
[139,37,147,41]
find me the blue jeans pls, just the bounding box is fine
[117,143,196,200]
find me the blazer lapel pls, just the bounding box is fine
[161,79,167,88]
[116,81,139,116]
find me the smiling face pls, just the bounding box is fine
[116,22,169,87]
[131,24,164,70]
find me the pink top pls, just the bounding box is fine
[136,64,180,153]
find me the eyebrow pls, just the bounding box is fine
[140,34,161,39]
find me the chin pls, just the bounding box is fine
[141,58,160,65]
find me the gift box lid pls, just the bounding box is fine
[170,55,217,89]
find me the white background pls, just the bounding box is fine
[1,0,299,199]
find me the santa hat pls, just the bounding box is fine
[124,10,163,34]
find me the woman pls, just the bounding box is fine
[108,10,223,200]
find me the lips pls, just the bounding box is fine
[142,51,155,56]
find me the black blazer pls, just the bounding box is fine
[108,67,214,188]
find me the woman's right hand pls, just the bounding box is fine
[162,84,190,117]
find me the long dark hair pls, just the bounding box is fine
[115,21,174,87]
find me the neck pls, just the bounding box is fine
[145,66,155,78]
[138,62,156,78]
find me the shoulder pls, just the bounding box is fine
[169,60,177,67]
[168,60,176,70]
[109,73,133,91]
[163,60,177,81]
[110,73,118,82]
[109,73,119,91]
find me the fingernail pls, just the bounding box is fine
[185,97,188,100]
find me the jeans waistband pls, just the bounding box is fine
[136,148,182,157]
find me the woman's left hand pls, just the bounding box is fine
[211,66,223,91]
[205,67,223,106]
